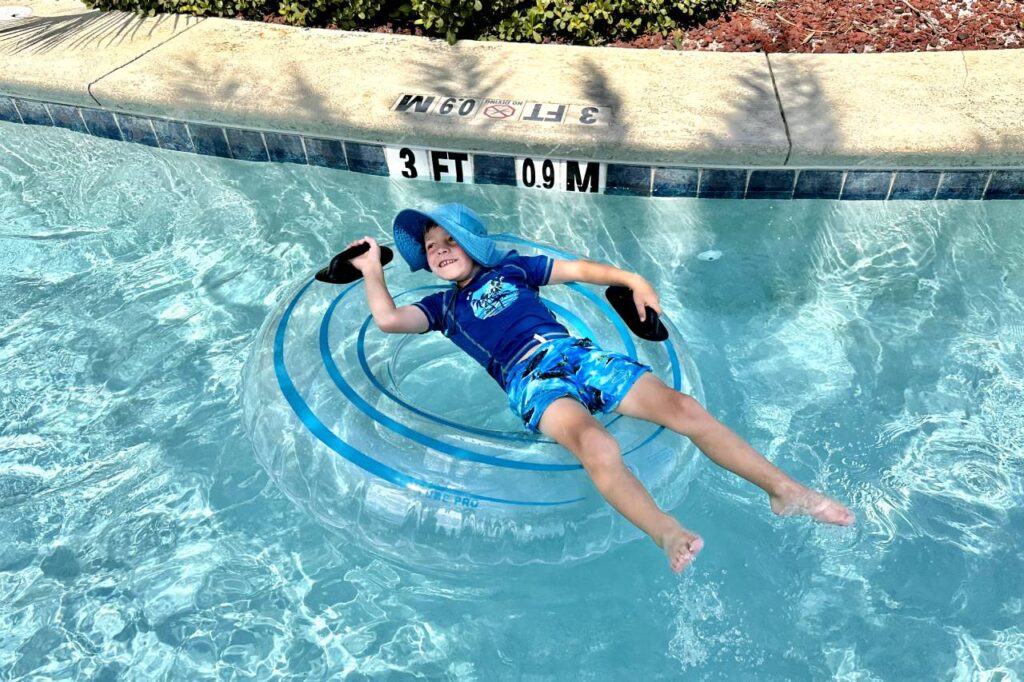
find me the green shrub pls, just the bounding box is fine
[490,0,740,45]
[408,0,477,43]
[83,0,269,20]
[81,0,387,25]
[279,0,385,27]
[81,0,738,43]
[409,0,526,44]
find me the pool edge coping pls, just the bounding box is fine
[1,1,1023,199]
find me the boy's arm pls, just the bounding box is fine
[349,237,429,334]
[362,268,429,333]
[548,259,662,321]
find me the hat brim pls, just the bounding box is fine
[392,204,512,273]
[392,209,434,272]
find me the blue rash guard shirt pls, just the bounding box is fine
[412,251,571,392]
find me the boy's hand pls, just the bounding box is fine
[630,277,661,322]
[346,237,382,273]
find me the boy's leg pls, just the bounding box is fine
[537,396,703,572]
[614,373,854,525]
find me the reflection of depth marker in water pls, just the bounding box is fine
[698,250,723,262]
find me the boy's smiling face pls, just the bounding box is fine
[424,224,480,287]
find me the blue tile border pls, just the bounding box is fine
[81,108,122,141]
[889,171,940,200]
[935,171,989,200]
[225,127,269,162]
[746,170,795,199]
[116,113,159,148]
[652,167,698,198]
[189,123,230,157]
[1,94,1021,200]
[49,104,87,134]
[474,154,516,186]
[605,163,651,196]
[984,171,1024,200]
[0,96,21,124]
[150,118,193,153]
[264,132,307,165]
[698,169,747,199]
[14,98,52,126]
[841,171,893,200]
[344,142,387,175]
[303,136,347,170]
[794,170,844,199]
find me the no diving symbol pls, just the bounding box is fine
[483,104,516,120]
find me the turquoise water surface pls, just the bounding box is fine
[1,122,1022,680]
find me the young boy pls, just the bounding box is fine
[347,203,854,573]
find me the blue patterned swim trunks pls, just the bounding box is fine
[505,336,652,433]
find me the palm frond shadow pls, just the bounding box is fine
[0,9,198,55]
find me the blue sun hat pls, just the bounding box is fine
[393,203,510,272]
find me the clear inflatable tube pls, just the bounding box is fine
[242,236,704,569]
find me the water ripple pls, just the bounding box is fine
[2,122,1023,680]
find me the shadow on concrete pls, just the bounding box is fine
[145,52,342,135]
[700,66,785,163]
[0,10,196,55]
[577,56,627,149]
[964,121,1024,167]
[693,55,842,168]
[764,59,842,165]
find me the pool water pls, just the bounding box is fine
[1,121,1021,680]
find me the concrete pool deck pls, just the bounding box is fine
[1,0,1023,171]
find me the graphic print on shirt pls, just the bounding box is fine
[469,276,518,320]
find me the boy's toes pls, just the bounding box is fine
[665,532,703,573]
[817,499,855,525]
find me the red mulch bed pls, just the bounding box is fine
[271,0,1024,53]
[615,0,1024,53]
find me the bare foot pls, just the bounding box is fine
[770,483,855,526]
[660,526,704,573]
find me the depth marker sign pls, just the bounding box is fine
[515,157,606,193]
[482,102,519,120]
[392,94,612,127]
[392,94,436,115]
[435,97,479,119]
[384,146,474,184]
[385,146,607,194]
